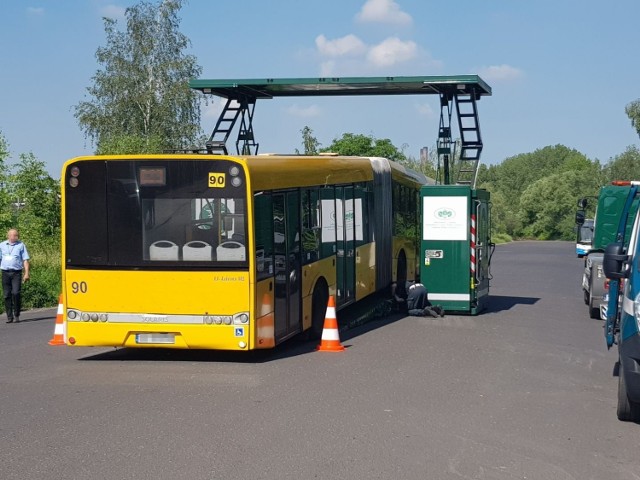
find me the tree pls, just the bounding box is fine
[477,145,596,208]
[297,126,321,155]
[518,169,600,240]
[10,153,60,248]
[75,0,203,153]
[626,99,640,138]
[0,131,11,232]
[321,133,407,163]
[475,144,603,240]
[603,145,640,182]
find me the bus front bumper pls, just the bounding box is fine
[66,322,252,350]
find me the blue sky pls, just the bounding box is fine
[1,0,639,177]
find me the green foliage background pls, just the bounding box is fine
[0,133,61,313]
[476,144,639,240]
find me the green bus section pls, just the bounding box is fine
[420,186,492,314]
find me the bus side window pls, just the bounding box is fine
[319,187,336,258]
[355,183,369,247]
[302,188,320,264]
[254,193,274,279]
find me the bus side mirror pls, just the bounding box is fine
[575,210,585,226]
[577,198,588,209]
[603,241,629,279]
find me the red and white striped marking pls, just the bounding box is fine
[470,214,476,281]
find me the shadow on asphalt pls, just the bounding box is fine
[77,311,408,364]
[485,295,540,313]
[14,314,54,324]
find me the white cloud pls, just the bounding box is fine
[27,7,44,16]
[477,64,524,82]
[315,34,367,58]
[356,0,412,25]
[366,37,417,68]
[286,104,321,118]
[99,4,126,20]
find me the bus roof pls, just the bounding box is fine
[63,154,429,192]
[188,75,492,99]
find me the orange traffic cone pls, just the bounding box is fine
[317,295,345,352]
[48,295,66,346]
[256,292,275,348]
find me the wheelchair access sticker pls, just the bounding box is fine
[234,327,245,337]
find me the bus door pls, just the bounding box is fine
[336,186,356,306]
[273,192,302,340]
[474,199,491,297]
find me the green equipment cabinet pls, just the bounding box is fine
[420,185,493,314]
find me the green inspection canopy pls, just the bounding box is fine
[188,75,491,186]
[188,75,491,99]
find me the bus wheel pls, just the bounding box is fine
[309,280,329,340]
[617,364,640,422]
[588,275,600,318]
[588,295,600,319]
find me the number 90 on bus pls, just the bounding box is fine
[208,172,226,188]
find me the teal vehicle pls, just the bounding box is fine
[578,183,640,319]
[602,182,640,421]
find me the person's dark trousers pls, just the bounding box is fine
[2,269,22,322]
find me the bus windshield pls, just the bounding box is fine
[578,220,594,245]
[64,158,247,269]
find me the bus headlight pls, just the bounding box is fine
[81,312,90,322]
[231,176,242,187]
[68,310,78,320]
[233,312,249,324]
[213,316,222,325]
[223,316,232,325]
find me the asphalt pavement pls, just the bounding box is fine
[0,241,639,480]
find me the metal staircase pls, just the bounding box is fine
[205,97,259,155]
[453,93,483,187]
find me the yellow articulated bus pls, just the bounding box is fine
[61,154,428,350]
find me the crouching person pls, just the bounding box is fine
[392,280,444,317]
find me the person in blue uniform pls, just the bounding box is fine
[1,229,30,323]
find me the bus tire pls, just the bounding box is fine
[309,279,329,340]
[617,364,640,422]
[588,274,600,319]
